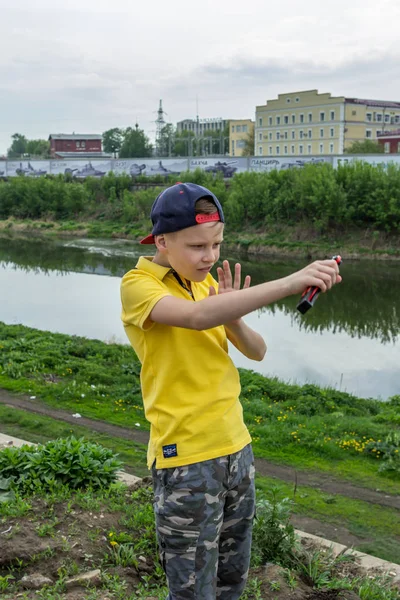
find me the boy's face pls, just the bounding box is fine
[155,221,224,282]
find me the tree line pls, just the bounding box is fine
[1,162,400,233]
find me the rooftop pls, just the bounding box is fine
[49,134,102,141]
[345,98,400,108]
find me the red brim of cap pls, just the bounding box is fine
[139,234,155,244]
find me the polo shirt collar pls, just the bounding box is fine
[136,256,172,281]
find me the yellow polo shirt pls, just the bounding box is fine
[120,256,251,469]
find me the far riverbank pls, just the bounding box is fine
[1,217,400,261]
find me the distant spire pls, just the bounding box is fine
[155,99,167,155]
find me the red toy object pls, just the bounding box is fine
[297,255,342,314]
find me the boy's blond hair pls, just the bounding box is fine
[195,197,217,215]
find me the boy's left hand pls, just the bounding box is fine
[209,260,251,325]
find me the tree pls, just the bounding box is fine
[157,123,175,157]
[119,126,153,158]
[241,127,255,157]
[345,140,384,154]
[8,133,28,158]
[26,139,50,158]
[102,128,124,157]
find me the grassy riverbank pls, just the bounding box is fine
[1,216,400,260]
[1,322,400,563]
[1,322,399,490]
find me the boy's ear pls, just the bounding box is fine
[154,235,167,252]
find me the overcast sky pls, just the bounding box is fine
[1,0,400,154]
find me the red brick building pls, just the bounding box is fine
[377,129,400,154]
[49,134,109,159]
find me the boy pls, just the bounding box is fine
[120,182,341,599]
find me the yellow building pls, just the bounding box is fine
[255,90,400,156]
[229,119,254,157]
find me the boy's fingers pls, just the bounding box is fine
[223,260,233,288]
[208,285,216,296]
[243,275,251,289]
[216,266,225,289]
[234,263,241,290]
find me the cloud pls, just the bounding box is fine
[0,0,400,152]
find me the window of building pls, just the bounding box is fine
[384,142,390,153]
[292,130,295,140]
[320,112,325,122]
[319,143,324,154]
[307,144,312,154]
[76,141,80,148]
[376,130,382,137]
[308,113,312,123]
[299,145,303,154]
[395,115,400,124]
[295,97,300,102]
[269,146,272,155]
[81,141,86,148]
[236,125,241,132]
[291,145,295,154]
[259,133,263,141]
[286,98,291,103]
[330,110,335,120]
[276,116,281,125]
[300,114,304,124]
[398,142,400,152]
[284,145,288,154]
[292,114,296,124]
[242,125,248,133]
[284,131,288,139]
[330,128,334,137]
[366,129,372,138]
[376,113,382,122]
[232,125,235,132]
[236,140,245,148]
[260,146,263,155]
[259,118,263,126]
[276,132,280,140]
[276,146,280,154]
[308,129,312,139]
[366,113,372,122]
[299,130,304,139]
[385,114,390,123]
[269,132,272,141]
[269,117,272,126]
[284,115,289,124]
[320,128,324,138]
[231,141,235,155]
[330,143,334,153]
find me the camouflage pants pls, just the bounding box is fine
[152,444,255,600]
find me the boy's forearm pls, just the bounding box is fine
[192,278,290,331]
[225,320,267,361]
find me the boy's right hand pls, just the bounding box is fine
[284,259,342,296]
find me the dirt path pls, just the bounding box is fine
[1,389,399,514]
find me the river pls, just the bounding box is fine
[0,234,399,400]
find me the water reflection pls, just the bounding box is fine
[1,235,399,344]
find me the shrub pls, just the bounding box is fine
[0,436,122,493]
[251,486,297,567]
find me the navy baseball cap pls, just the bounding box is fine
[140,182,225,244]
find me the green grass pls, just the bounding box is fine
[1,322,399,496]
[1,403,400,564]
[0,404,149,478]
[255,476,400,564]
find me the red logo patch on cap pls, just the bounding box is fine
[195,211,220,224]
